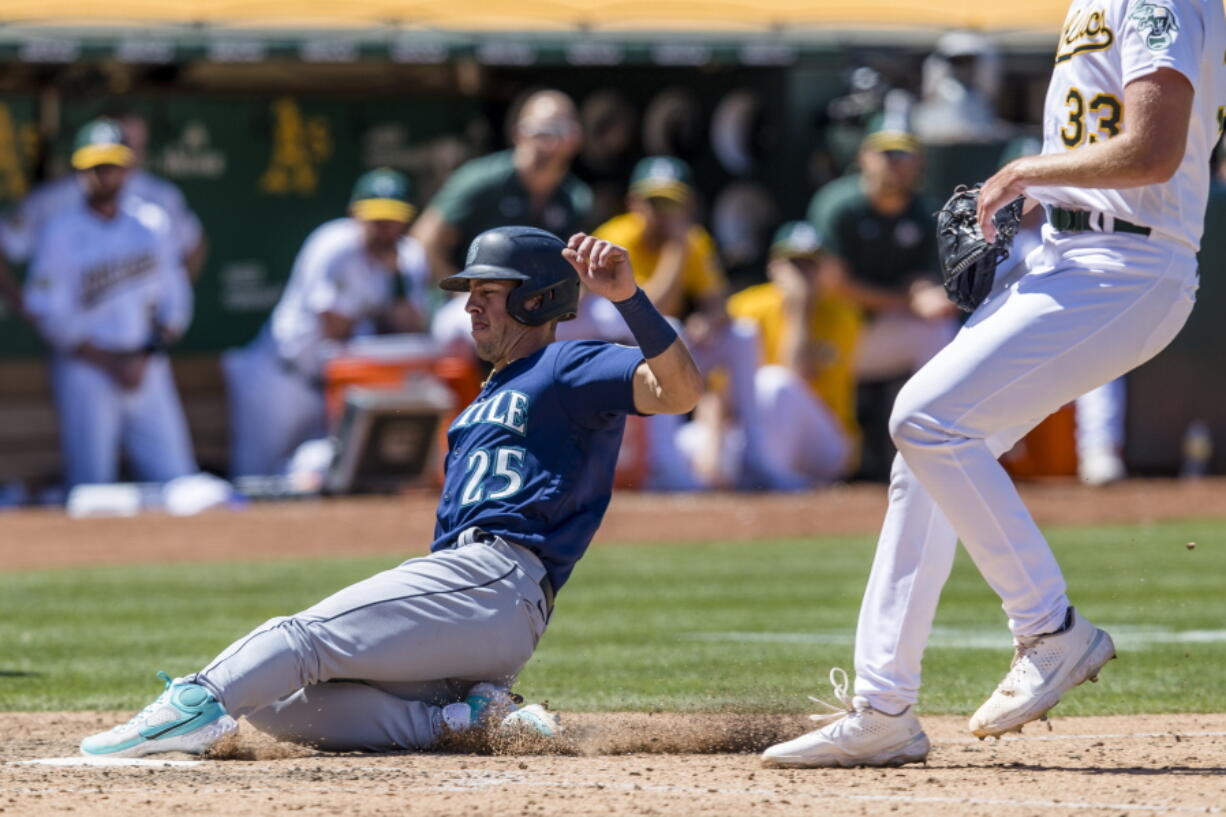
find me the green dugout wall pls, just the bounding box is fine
[0,93,483,357]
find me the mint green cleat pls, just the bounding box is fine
[80,671,237,758]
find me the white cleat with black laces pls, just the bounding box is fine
[970,606,1116,739]
[761,668,930,768]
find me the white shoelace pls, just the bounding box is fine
[806,667,856,727]
[120,672,176,729]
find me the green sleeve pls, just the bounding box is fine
[814,196,853,260]
[808,180,853,259]
[427,159,489,228]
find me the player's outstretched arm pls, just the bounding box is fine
[978,68,1194,241]
[562,233,703,415]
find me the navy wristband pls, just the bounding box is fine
[612,288,678,359]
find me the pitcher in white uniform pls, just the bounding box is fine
[765,0,1225,768]
[225,168,431,478]
[23,119,197,489]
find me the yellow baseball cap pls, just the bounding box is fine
[71,119,135,170]
[349,168,416,223]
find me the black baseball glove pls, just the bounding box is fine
[935,186,1025,312]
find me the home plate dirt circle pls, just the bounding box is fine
[3,712,1225,817]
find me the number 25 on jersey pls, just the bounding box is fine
[460,447,526,506]
[1060,88,1123,147]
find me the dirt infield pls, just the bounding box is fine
[3,480,1226,815]
[2,712,1225,816]
[1,478,1224,571]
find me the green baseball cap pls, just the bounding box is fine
[629,156,695,203]
[350,168,415,223]
[770,221,824,259]
[71,118,135,170]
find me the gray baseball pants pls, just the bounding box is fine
[193,530,550,751]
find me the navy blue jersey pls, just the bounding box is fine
[431,340,644,591]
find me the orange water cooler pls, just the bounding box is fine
[1000,403,1078,479]
[323,336,482,487]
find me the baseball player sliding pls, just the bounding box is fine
[765,0,1225,768]
[79,227,702,757]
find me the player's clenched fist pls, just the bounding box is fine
[562,233,637,303]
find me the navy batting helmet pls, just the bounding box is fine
[440,226,579,326]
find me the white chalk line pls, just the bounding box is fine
[15,756,203,768]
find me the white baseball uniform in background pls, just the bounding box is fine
[225,218,431,478]
[23,199,197,488]
[1,170,203,264]
[853,0,1225,714]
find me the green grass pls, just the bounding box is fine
[2,519,1224,716]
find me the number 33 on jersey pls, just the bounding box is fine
[1029,0,1226,252]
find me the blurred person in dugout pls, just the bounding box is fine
[912,31,1009,144]
[561,156,785,490]
[673,222,861,490]
[415,89,592,351]
[0,112,207,317]
[995,136,1127,485]
[807,118,957,479]
[224,168,431,478]
[22,119,197,489]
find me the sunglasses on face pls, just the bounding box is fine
[518,119,578,141]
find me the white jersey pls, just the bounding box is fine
[1028,0,1226,250]
[0,169,203,263]
[265,218,431,374]
[23,200,193,353]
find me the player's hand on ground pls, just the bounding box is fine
[563,233,637,303]
[977,161,1029,243]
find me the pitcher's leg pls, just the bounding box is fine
[889,253,1195,637]
[853,422,1033,713]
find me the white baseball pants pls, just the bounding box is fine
[853,229,1198,714]
[51,353,197,488]
[223,343,327,478]
[750,365,852,487]
[1075,377,1127,461]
